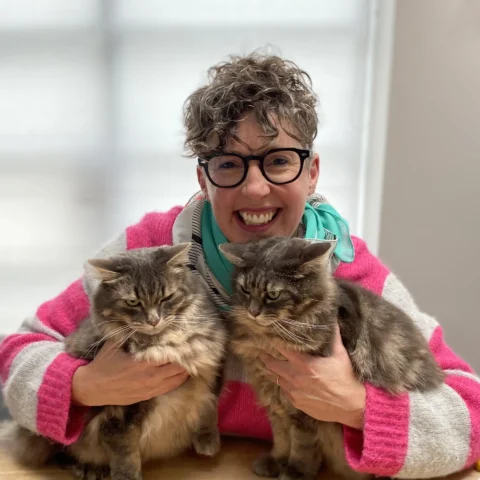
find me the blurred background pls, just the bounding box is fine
[0,0,478,370]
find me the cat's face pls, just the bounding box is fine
[88,244,196,336]
[220,237,336,344]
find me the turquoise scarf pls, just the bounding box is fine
[202,199,354,296]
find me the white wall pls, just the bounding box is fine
[379,0,480,371]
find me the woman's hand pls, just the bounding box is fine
[72,340,189,407]
[260,326,366,430]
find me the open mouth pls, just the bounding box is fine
[236,209,280,227]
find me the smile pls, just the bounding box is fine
[237,209,279,226]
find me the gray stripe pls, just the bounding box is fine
[3,341,65,433]
[382,273,438,341]
[445,369,480,384]
[18,315,65,342]
[398,383,471,478]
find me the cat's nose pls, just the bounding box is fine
[248,308,260,318]
[147,311,160,327]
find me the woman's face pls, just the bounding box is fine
[197,113,319,243]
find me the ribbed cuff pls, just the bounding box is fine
[343,383,410,476]
[36,353,89,445]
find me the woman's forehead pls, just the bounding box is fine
[223,114,301,154]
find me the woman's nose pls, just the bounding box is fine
[241,162,271,199]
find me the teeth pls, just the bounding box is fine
[239,210,277,225]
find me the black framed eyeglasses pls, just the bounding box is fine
[197,148,311,189]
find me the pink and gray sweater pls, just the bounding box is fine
[1,206,479,478]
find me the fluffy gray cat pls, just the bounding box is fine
[220,237,444,480]
[1,244,227,480]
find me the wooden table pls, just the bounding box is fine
[0,437,478,480]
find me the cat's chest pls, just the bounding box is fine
[128,339,202,376]
[231,334,290,410]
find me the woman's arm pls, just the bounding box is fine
[337,237,480,478]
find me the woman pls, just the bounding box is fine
[0,53,478,478]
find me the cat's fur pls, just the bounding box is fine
[1,244,227,480]
[220,237,444,480]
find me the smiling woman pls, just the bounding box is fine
[0,51,479,480]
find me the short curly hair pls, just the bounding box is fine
[183,52,319,157]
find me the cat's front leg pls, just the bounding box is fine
[280,411,322,480]
[253,412,291,478]
[100,404,147,480]
[191,396,221,457]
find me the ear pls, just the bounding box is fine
[197,166,209,200]
[165,243,191,268]
[307,153,320,194]
[87,258,125,283]
[299,240,335,272]
[219,243,249,268]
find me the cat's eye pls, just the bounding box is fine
[162,294,174,303]
[267,291,281,301]
[240,285,250,295]
[125,299,140,307]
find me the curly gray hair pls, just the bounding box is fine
[183,52,319,157]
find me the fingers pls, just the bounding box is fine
[157,362,187,379]
[331,324,346,355]
[274,344,310,364]
[260,353,296,382]
[149,371,189,398]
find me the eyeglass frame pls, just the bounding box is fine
[197,147,312,189]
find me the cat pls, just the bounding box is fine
[0,244,228,480]
[219,237,444,480]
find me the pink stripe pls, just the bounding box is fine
[335,236,390,295]
[36,352,88,445]
[126,207,182,250]
[444,375,480,468]
[218,380,272,440]
[430,326,480,468]
[429,326,474,373]
[343,383,409,475]
[36,279,90,337]
[0,333,55,382]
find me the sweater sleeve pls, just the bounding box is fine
[0,207,181,445]
[336,237,480,478]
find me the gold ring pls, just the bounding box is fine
[276,375,280,386]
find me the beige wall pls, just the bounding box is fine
[379,0,480,371]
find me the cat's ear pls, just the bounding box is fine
[219,243,249,268]
[87,258,125,283]
[298,240,336,272]
[165,243,191,268]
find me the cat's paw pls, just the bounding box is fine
[110,469,143,480]
[192,430,221,457]
[252,454,281,477]
[70,463,110,480]
[279,464,316,480]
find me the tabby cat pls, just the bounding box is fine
[1,244,227,480]
[220,237,444,480]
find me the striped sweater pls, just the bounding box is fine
[1,206,479,478]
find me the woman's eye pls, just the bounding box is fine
[267,291,280,300]
[240,285,250,295]
[219,161,236,169]
[126,299,140,307]
[271,157,288,166]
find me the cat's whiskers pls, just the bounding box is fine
[280,318,331,330]
[273,321,307,345]
[83,325,132,359]
[99,327,135,359]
